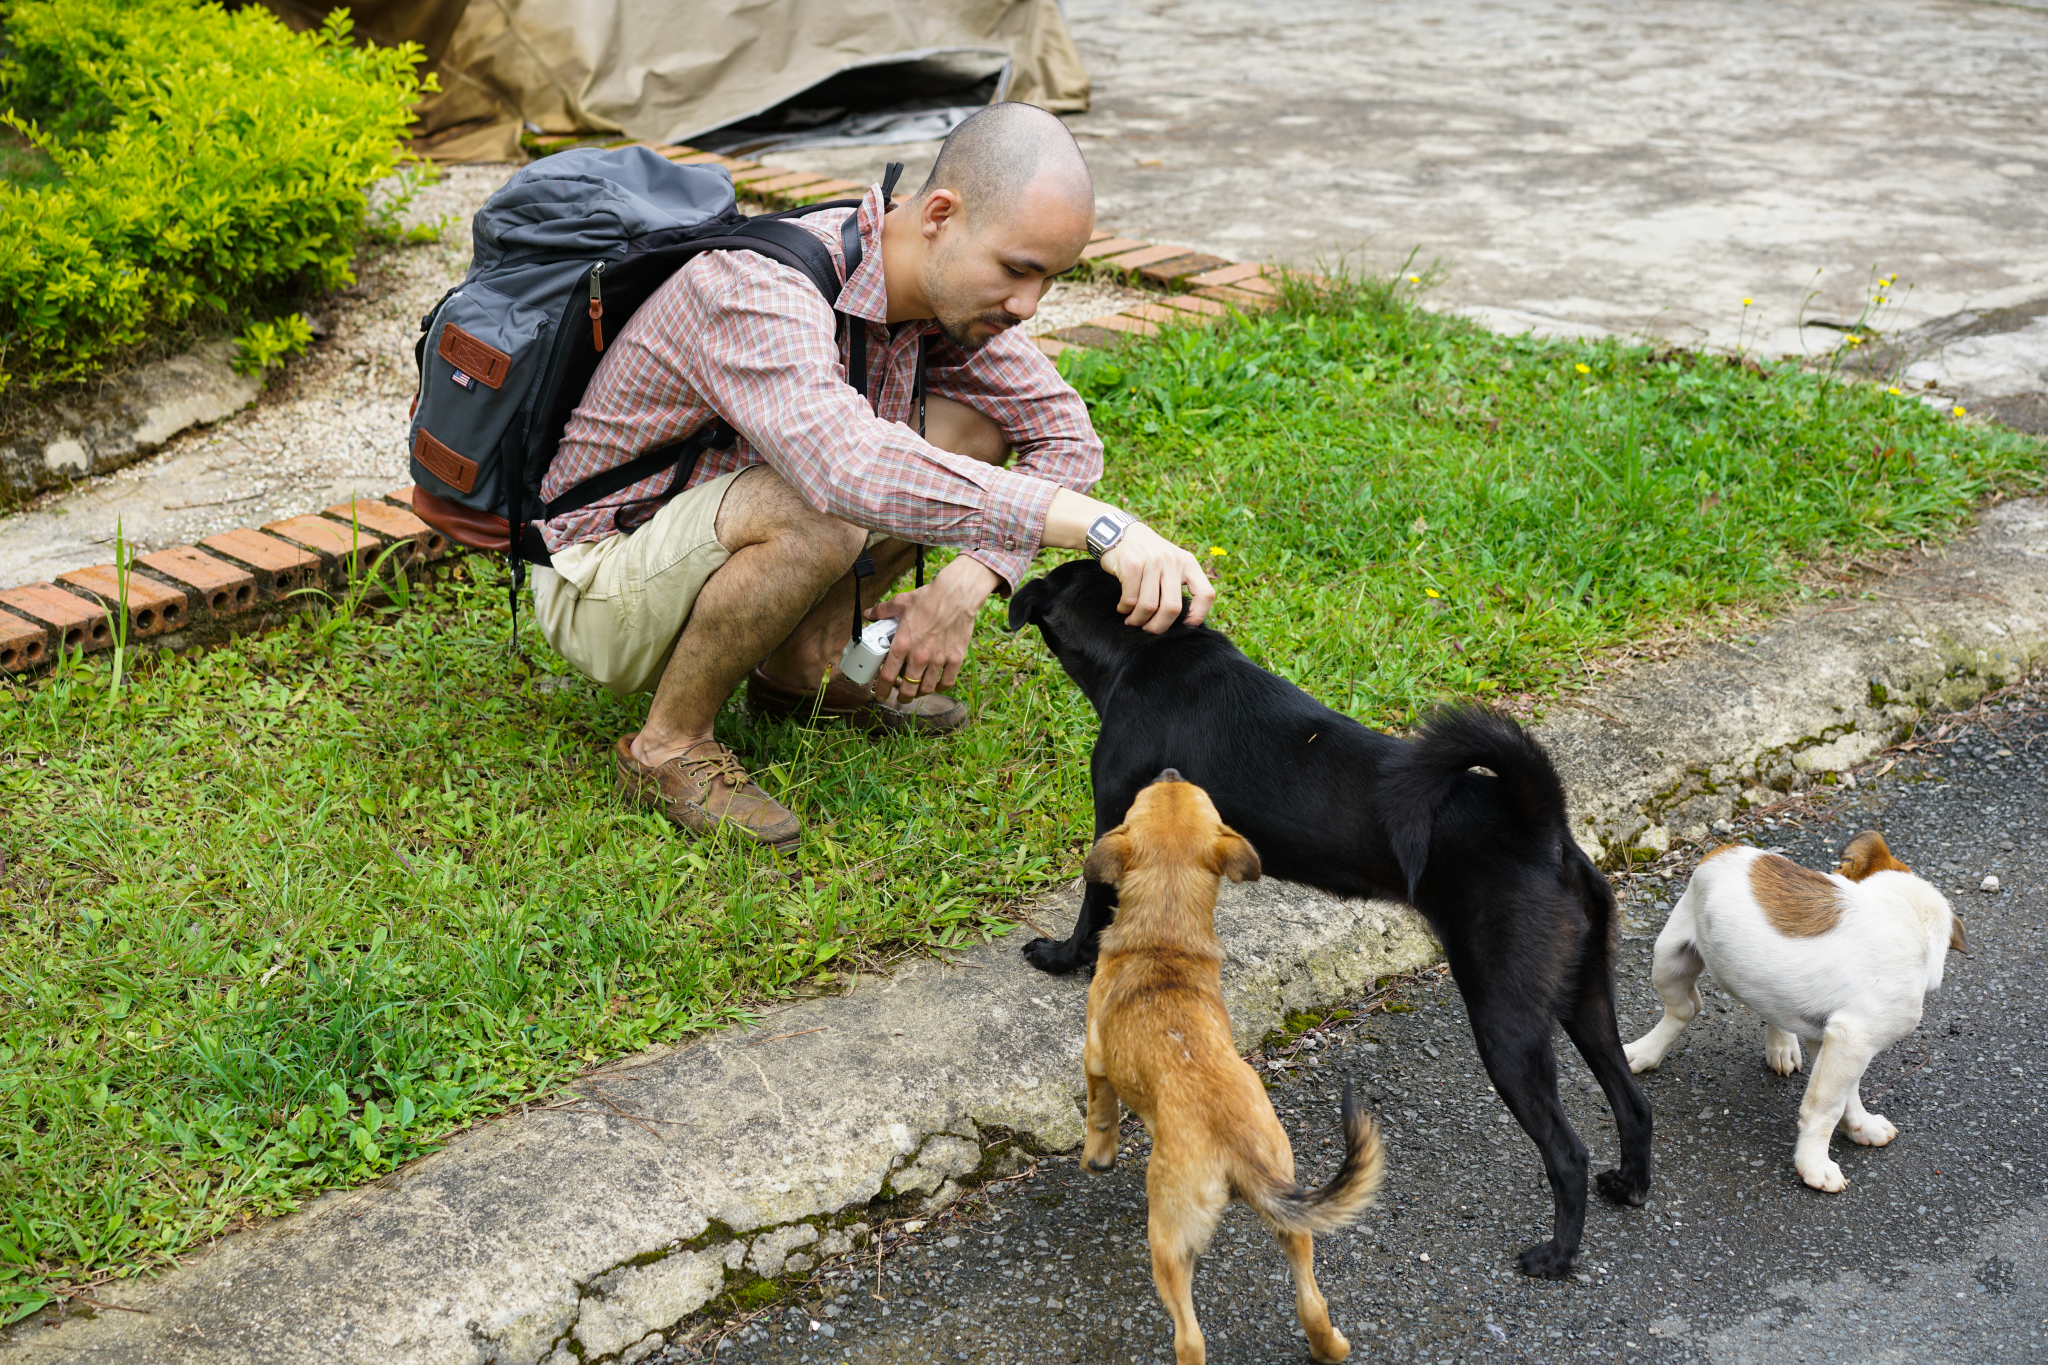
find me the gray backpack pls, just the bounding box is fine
[407,146,895,571]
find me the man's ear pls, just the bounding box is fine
[1083,828,1131,885]
[1007,577,1050,632]
[1211,829,1262,884]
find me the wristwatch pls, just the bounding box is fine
[1085,510,1139,560]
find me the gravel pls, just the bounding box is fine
[664,681,2048,1363]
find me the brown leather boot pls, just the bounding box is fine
[744,666,969,737]
[613,734,801,849]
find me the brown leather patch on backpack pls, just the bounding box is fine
[1750,853,1844,937]
[437,323,510,389]
[413,427,478,494]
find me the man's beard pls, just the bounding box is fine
[937,307,1025,352]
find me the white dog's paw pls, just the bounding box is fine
[1623,1042,1656,1074]
[1796,1156,1847,1192]
[1766,1037,1804,1075]
[1841,1113,1897,1147]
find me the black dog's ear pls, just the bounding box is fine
[1083,827,1131,885]
[1007,577,1051,632]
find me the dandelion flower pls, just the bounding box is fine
[1845,334,1863,346]
[1425,588,1441,599]
[1209,545,1228,557]
[1407,274,1421,283]
[1741,297,1752,306]
[1887,386,1902,395]
[1575,363,1591,374]
[1953,405,1967,418]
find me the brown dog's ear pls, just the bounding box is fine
[1950,913,1968,954]
[1083,828,1132,885]
[1838,830,1910,881]
[1211,829,1262,883]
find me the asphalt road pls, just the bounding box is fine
[670,683,2046,1365]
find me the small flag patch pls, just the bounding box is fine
[451,370,474,389]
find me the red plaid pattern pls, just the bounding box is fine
[540,185,1103,591]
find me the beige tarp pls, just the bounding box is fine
[269,0,1089,163]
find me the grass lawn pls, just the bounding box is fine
[2,279,2041,1315]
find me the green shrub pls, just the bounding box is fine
[233,313,315,376]
[0,2,429,395]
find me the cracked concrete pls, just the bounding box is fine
[9,500,2044,1364]
[774,0,2048,426]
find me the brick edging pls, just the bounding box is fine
[3,140,1288,678]
[0,493,453,677]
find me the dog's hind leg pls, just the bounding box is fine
[1147,1161,1226,1365]
[1765,1024,1806,1075]
[1623,905,1704,1074]
[1276,1231,1350,1363]
[1793,1023,1885,1192]
[1469,1001,1590,1278]
[1084,1067,1122,1172]
[1562,982,1654,1209]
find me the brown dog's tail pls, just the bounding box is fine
[1237,1081,1385,1235]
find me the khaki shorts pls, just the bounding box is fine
[533,465,888,696]
[531,468,747,696]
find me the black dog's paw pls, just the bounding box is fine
[1596,1168,1650,1207]
[1516,1241,1577,1279]
[1022,936,1085,975]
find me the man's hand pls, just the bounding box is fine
[1100,523,1214,633]
[872,554,1002,701]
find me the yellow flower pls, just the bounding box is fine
[1741,297,1752,306]
[1845,334,1863,346]
[1887,386,1902,395]
[1424,588,1441,599]
[1953,405,1967,418]
[1575,363,1591,374]
[1209,545,1227,557]
[1407,274,1421,283]
[1874,295,1889,304]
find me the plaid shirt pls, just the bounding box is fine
[540,185,1103,592]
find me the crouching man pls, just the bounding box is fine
[530,102,1214,850]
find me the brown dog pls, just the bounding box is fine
[1082,771,1384,1365]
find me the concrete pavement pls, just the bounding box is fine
[774,0,2048,429]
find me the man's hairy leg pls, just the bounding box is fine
[632,467,865,768]
[758,395,1008,690]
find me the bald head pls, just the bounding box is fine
[915,101,1093,225]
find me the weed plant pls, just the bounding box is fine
[0,280,2040,1313]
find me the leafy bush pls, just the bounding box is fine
[0,1,429,395]
[233,313,315,376]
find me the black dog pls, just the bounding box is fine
[1008,558,1651,1278]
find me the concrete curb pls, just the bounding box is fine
[8,497,2044,1363]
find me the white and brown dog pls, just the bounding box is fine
[1624,832,1966,1192]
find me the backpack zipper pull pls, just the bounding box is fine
[588,262,607,352]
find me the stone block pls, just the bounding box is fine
[55,563,190,638]
[730,165,797,186]
[137,545,257,616]
[198,528,321,599]
[1033,336,1075,359]
[1122,302,1205,328]
[0,582,111,654]
[1045,324,1124,349]
[0,609,47,673]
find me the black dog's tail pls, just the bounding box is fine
[1237,1081,1384,1235]
[1383,706,1570,902]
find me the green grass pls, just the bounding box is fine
[1,279,2040,1316]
